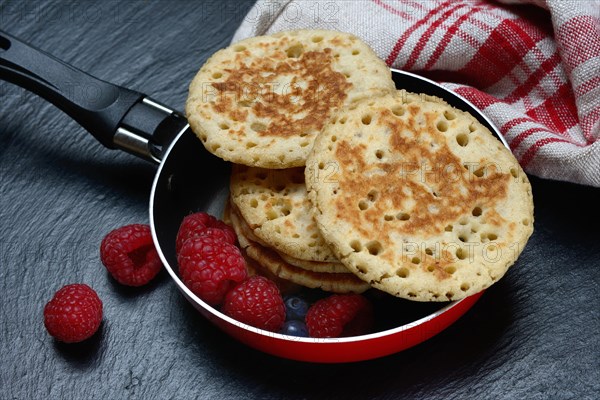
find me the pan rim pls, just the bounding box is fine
[149,68,506,346]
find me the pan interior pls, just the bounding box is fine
[151,70,503,332]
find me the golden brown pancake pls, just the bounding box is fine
[306,90,534,301]
[186,29,395,168]
[226,200,370,294]
[229,164,340,263]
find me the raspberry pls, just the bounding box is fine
[222,276,285,332]
[43,284,103,343]
[305,294,373,338]
[100,224,163,286]
[176,212,236,254]
[177,236,247,306]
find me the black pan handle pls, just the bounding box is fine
[0,30,188,163]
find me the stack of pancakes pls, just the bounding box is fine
[186,29,534,301]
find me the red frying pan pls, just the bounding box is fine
[1,30,500,363]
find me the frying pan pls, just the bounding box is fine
[0,30,503,363]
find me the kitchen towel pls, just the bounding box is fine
[233,0,600,187]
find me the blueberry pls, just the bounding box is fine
[284,295,309,321]
[281,320,309,337]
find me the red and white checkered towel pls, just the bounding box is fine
[233,0,600,187]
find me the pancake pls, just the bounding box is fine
[230,164,338,262]
[306,90,534,301]
[186,29,395,168]
[226,201,369,294]
[229,198,349,274]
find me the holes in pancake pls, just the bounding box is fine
[245,142,257,149]
[212,72,223,79]
[391,106,405,116]
[281,207,291,217]
[445,292,454,299]
[344,72,351,78]
[300,141,310,147]
[444,266,456,274]
[366,241,383,256]
[469,123,477,132]
[522,218,530,226]
[411,257,421,265]
[426,265,435,273]
[436,120,448,132]
[425,247,434,256]
[445,224,453,232]
[378,273,392,282]
[211,144,221,152]
[266,210,278,220]
[233,45,246,52]
[472,206,482,217]
[397,268,409,278]
[510,168,518,178]
[256,172,267,180]
[456,133,469,147]
[339,117,347,124]
[199,134,207,142]
[219,123,230,130]
[480,232,498,242]
[460,283,470,292]
[292,233,300,239]
[361,114,372,125]
[331,135,337,142]
[367,190,378,202]
[384,214,394,222]
[250,199,258,208]
[473,167,485,178]
[356,265,368,274]
[352,49,360,55]
[350,240,362,252]
[456,248,467,260]
[318,162,325,170]
[444,110,456,120]
[311,35,323,43]
[358,200,369,210]
[250,122,267,132]
[286,44,304,58]
[239,100,252,107]
[459,217,469,225]
[252,155,260,163]
[274,226,281,234]
[396,212,410,221]
[407,292,417,298]
[375,149,384,159]
[458,234,468,243]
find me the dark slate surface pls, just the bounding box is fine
[1,1,598,399]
